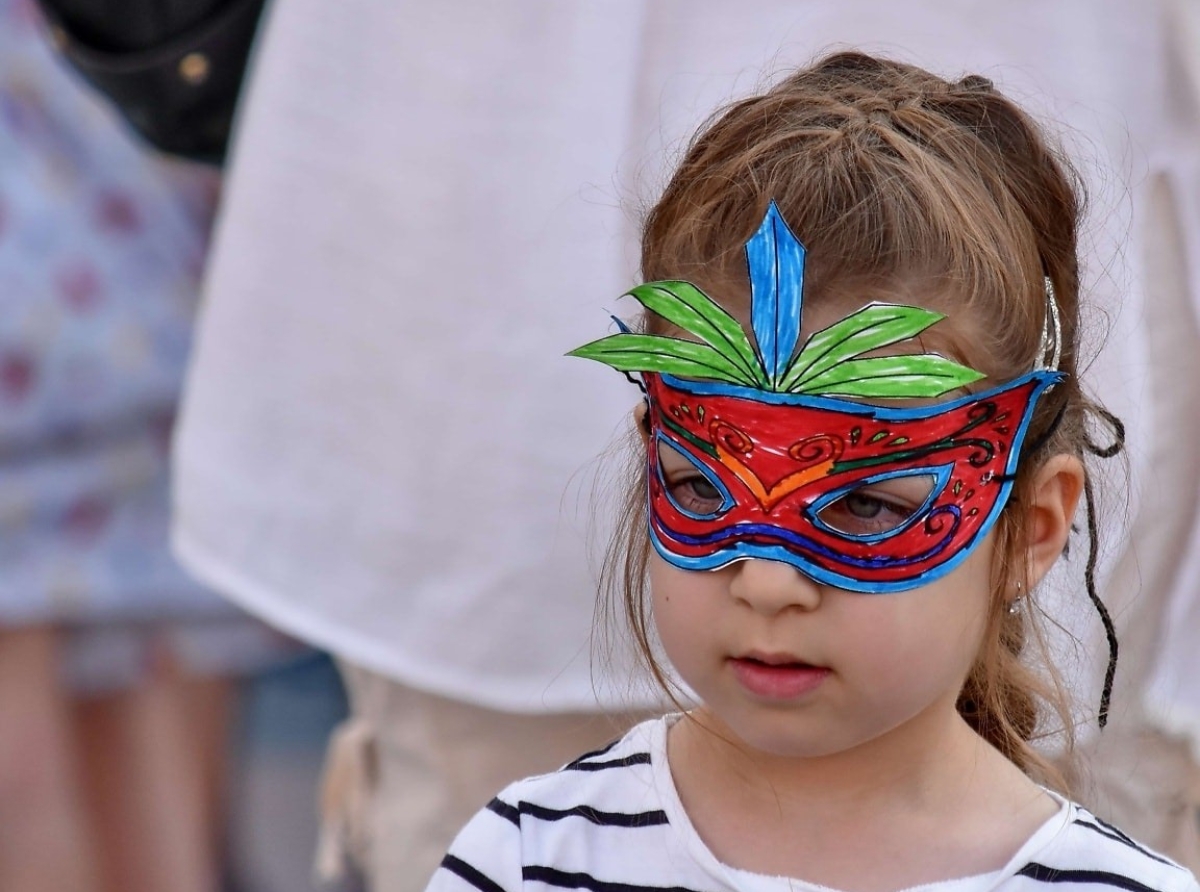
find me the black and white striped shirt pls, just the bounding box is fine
[426,717,1199,892]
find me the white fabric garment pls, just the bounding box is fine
[426,716,1198,891]
[173,0,1197,715]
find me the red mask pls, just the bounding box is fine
[646,369,1061,592]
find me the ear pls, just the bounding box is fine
[1023,453,1085,586]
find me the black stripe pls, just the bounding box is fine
[488,796,669,828]
[441,854,507,892]
[1017,862,1164,892]
[1090,813,1182,871]
[563,753,653,772]
[1072,819,1175,867]
[520,801,668,828]
[564,739,621,768]
[523,864,706,892]
[486,797,520,826]
[1091,814,1139,846]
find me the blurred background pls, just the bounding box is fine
[1,1,1198,891]
[0,0,354,888]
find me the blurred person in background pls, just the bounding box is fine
[173,1,1200,889]
[1088,0,1200,860]
[0,1,296,890]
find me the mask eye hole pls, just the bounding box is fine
[808,466,952,542]
[655,436,735,520]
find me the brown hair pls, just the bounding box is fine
[604,51,1105,789]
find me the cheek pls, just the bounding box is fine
[649,557,723,667]
[835,588,991,686]
[833,604,924,678]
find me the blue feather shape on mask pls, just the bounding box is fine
[747,201,806,386]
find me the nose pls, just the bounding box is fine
[728,558,822,615]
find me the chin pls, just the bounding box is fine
[706,698,922,763]
[706,708,858,760]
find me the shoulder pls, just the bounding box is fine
[424,718,678,892]
[482,717,668,830]
[1012,801,1200,892]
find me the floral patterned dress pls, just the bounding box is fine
[0,0,293,691]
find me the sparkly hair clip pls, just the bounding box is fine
[1039,276,1062,372]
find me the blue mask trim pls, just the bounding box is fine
[658,368,1063,417]
[648,506,963,593]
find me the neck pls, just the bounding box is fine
[665,703,1056,886]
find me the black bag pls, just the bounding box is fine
[35,0,267,163]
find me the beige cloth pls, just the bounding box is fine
[317,661,645,891]
[1082,725,1200,872]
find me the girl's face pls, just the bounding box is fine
[646,291,1000,759]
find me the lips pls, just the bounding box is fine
[730,653,830,699]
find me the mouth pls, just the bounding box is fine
[736,651,824,669]
[729,653,830,699]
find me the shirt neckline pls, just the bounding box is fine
[645,714,1073,892]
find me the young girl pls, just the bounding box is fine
[425,52,1198,892]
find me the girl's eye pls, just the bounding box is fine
[815,476,934,537]
[668,474,725,515]
[844,493,889,518]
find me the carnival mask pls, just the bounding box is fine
[571,202,1062,593]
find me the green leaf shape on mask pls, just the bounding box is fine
[624,281,766,386]
[789,354,986,398]
[567,333,759,386]
[779,303,949,393]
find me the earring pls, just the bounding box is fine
[1008,581,1024,615]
